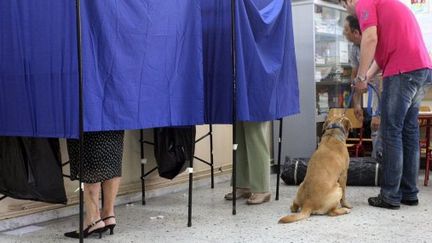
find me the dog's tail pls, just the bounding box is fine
[278,207,312,224]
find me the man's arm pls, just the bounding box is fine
[355,26,378,91]
[366,60,381,81]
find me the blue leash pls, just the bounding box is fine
[366,83,381,116]
[343,82,381,116]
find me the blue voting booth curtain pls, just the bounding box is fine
[0,1,79,138]
[81,0,204,132]
[0,1,204,138]
[0,0,298,138]
[202,0,299,123]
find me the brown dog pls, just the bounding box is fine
[279,115,353,223]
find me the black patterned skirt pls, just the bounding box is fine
[67,131,124,184]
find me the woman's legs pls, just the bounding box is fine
[243,121,271,205]
[235,122,250,189]
[243,121,270,193]
[83,182,104,230]
[101,177,121,225]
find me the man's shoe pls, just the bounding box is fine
[400,199,419,206]
[224,188,251,200]
[246,192,271,205]
[368,196,400,209]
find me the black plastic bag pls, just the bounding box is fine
[154,126,196,179]
[280,157,308,186]
[281,156,381,186]
[0,137,67,204]
[347,157,382,186]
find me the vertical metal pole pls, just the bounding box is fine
[276,118,283,200]
[140,130,146,205]
[209,124,215,188]
[187,158,194,227]
[75,0,84,242]
[231,0,237,216]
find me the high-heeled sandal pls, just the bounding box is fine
[102,216,116,235]
[64,219,105,239]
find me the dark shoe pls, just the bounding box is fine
[64,219,105,239]
[102,216,116,235]
[368,196,400,210]
[401,199,419,206]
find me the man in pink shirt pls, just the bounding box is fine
[341,0,432,209]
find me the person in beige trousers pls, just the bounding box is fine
[225,121,271,205]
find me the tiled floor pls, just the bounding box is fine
[1,173,432,243]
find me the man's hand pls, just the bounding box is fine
[354,80,368,92]
[354,106,364,123]
[371,116,380,131]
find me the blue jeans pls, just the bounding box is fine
[371,129,382,159]
[380,68,432,205]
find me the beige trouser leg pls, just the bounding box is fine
[234,121,270,193]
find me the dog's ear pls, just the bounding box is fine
[341,116,352,135]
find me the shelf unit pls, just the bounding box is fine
[274,0,351,159]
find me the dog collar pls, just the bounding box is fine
[326,123,346,135]
[323,123,347,142]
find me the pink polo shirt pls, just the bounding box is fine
[356,0,432,77]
